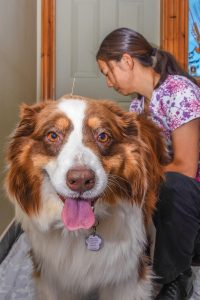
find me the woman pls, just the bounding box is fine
[96,28,200,300]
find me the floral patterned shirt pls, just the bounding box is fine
[130,75,200,182]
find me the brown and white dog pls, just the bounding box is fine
[6,95,166,300]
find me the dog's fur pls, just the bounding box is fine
[6,95,167,300]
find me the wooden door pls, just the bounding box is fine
[55,0,160,109]
[41,0,160,109]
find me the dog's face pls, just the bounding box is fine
[6,96,166,231]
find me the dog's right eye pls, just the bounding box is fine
[47,131,59,142]
[97,132,110,143]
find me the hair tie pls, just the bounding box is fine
[151,47,157,68]
[151,47,157,56]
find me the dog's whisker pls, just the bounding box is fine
[109,174,130,185]
[107,176,131,198]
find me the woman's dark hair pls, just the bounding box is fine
[96,28,199,88]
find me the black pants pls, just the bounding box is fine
[153,172,200,284]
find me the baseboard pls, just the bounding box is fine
[0,219,23,264]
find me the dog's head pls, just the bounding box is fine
[6,96,167,231]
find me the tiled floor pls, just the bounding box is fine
[0,233,200,300]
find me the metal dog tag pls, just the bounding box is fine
[85,234,103,251]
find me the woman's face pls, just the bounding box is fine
[97,57,135,96]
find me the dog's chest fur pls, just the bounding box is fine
[28,202,148,299]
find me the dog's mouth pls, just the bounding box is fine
[59,195,98,231]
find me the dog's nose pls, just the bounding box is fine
[66,167,95,192]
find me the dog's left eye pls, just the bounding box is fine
[47,131,59,142]
[97,132,110,143]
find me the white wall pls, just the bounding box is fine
[0,0,38,235]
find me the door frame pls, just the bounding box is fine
[41,0,56,101]
[160,0,188,70]
[41,0,191,100]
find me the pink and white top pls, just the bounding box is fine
[130,75,200,182]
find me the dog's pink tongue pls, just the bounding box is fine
[61,198,95,231]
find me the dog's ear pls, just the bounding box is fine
[5,101,49,215]
[101,101,167,215]
[106,102,168,218]
[137,114,169,167]
[117,112,167,223]
[136,114,168,221]
[15,102,48,138]
[101,100,139,137]
[5,162,42,215]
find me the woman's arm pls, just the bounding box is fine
[164,118,199,178]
